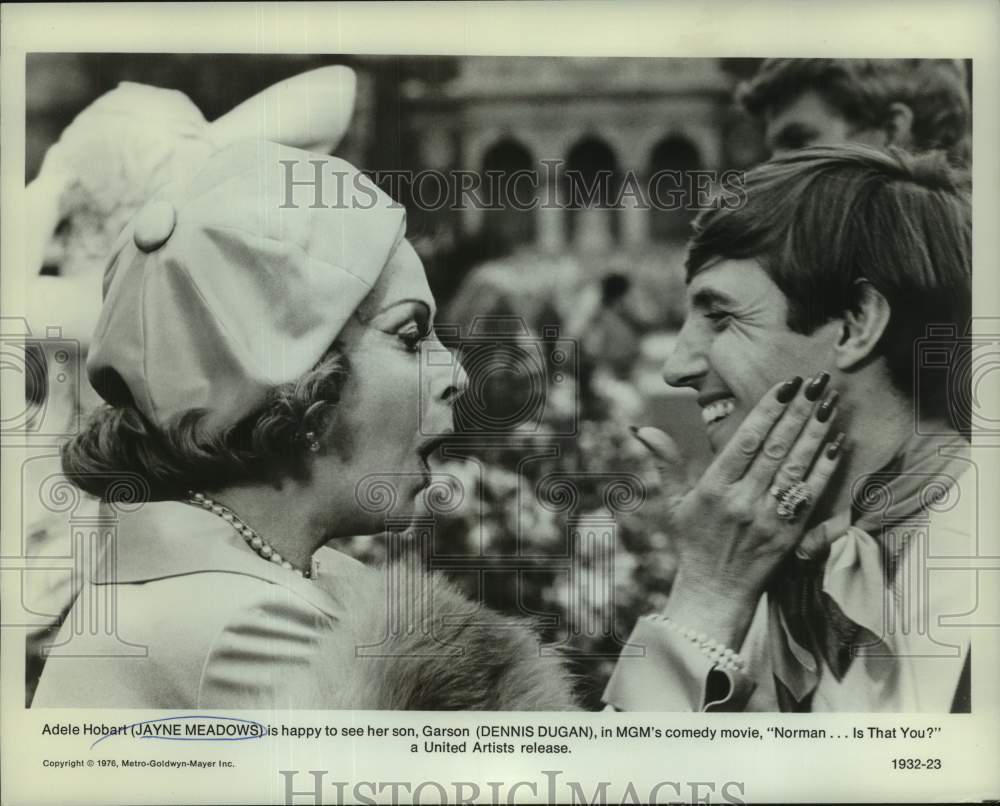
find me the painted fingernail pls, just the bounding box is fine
[804,371,830,401]
[825,431,846,459]
[816,390,839,423]
[776,376,803,403]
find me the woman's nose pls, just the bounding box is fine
[431,343,468,404]
[420,343,465,436]
[661,324,708,389]
[441,361,467,404]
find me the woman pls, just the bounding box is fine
[23,67,357,705]
[32,140,577,710]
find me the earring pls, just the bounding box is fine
[305,431,321,453]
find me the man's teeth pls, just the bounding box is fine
[701,398,735,425]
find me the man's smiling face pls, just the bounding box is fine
[663,258,842,452]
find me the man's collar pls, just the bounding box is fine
[852,423,968,535]
[769,425,972,702]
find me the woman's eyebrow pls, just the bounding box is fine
[373,299,433,319]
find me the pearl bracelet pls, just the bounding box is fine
[649,614,747,673]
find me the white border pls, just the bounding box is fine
[2,3,998,804]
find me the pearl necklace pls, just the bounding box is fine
[186,492,310,578]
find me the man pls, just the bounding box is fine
[604,144,973,712]
[737,59,970,164]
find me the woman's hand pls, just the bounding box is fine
[634,374,845,648]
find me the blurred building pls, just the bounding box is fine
[400,57,759,257]
[27,54,761,240]
[26,54,762,304]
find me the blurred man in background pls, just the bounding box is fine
[737,59,970,165]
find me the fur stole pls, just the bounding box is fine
[315,556,580,711]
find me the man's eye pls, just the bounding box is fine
[705,310,732,330]
[782,131,814,151]
[398,323,429,352]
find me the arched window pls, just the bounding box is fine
[565,136,621,249]
[648,134,702,241]
[481,137,537,250]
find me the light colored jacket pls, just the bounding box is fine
[32,501,577,710]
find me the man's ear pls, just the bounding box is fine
[834,280,892,371]
[886,102,915,148]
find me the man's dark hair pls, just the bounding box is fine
[686,144,971,430]
[738,59,971,164]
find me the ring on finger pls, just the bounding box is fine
[775,481,813,522]
[771,463,807,498]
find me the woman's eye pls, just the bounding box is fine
[398,323,429,353]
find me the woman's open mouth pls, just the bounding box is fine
[416,435,451,484]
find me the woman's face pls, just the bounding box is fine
[313,240,466,536]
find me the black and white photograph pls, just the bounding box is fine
[2,3,998,804]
